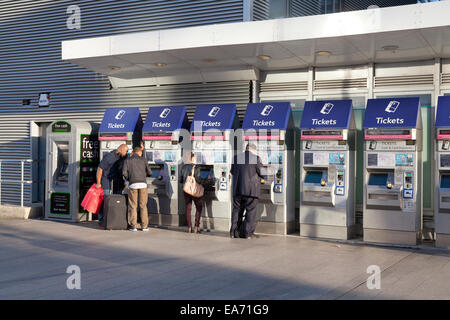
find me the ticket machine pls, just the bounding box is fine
[98,107,143,192]
[45,120,99,221]
[190,104,239,232]
[363,97,422,245]
[299,100,356,239]
[142,106,189,226]
[241,102,295,235]
[434,96,450,248]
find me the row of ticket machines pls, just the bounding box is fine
[44,96,450,248]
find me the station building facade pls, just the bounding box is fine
[0,0,449,235]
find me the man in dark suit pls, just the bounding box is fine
[230,143,264,239]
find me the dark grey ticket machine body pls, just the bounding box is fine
[363,97,422,245]
[434,96,450,248]
[143,106,189,227]
[299,100,356,240]
[45,121,99,221]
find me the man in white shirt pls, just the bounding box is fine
[122,146,152,231]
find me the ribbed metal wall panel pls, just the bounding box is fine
[0,80,251,205]
[341,0,416,11]
[289,0,322,17]
[253,0,270,20]
[441,73,450,86]
[260,81,308,92]
[374,75,434,87]
[0,0,249,205]
[314,78,368,90]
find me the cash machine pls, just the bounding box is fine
[45,120,99,221]
[434,96,450,248]
[299,100,356,239]
[98,107,143,192]
[241,102,295,235]
[142,106,189,226]
[363,97,422,245]
[190,104,239,231]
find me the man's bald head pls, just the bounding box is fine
[117,144,129,157]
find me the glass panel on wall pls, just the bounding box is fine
[377,94,433,210]
[269,0,288,18]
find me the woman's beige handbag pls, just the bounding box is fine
[183,166,204,198]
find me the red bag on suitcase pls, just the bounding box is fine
[81,184,104,214]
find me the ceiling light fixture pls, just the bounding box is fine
[258,55,271,61]
[154,63,167,67]
[316,51,331,57]
[382,45,399,52]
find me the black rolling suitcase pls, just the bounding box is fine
[103,194,128,230]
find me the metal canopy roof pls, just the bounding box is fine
[61,1,450,86]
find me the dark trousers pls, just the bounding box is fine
[230,195,258,238]
[184,192,203,228]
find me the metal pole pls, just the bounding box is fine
[21,161,24,207]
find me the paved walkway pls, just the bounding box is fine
[0,219,449,300]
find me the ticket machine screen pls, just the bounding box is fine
[305,171,323,184]
[441,175,450,188]
[368,173,388,186]
[200,167,213,179]
[149,164,163,178]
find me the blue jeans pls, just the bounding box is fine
[98,188,112,223]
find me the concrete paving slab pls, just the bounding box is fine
[0,219,449,300]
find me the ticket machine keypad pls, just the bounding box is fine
[170,165,176,181]
[336,170,345,196]
[274,168,283,193]
[403,171,414,199]
[219,168,227,191]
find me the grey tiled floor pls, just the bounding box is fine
[0,219,449,300]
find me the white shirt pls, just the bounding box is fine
[128,182,147,189]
